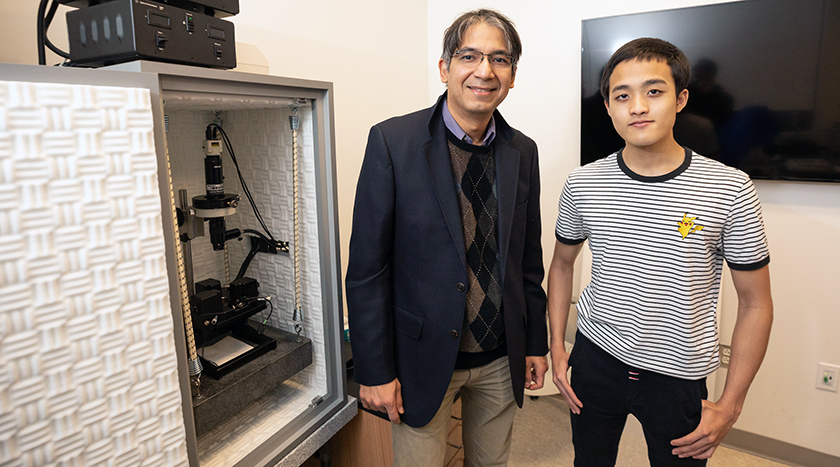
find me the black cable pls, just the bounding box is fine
[213,125,260,221]
[263,298,274,323]
[37,0,49,65]
[206,123,278,243]
[45,1,71,60]
[38,0,71,63]
[243,229,274,244]
[221,129,271,239]
[215,126,265,234]
[45,0,58,26]
[236,239,261,280]
[257,298,274,334]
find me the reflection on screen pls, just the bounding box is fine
[581,0,840,183]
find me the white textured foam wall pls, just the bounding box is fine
[222,107,326,393]
[0,81,188,466]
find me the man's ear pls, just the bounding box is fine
[676,88,689,113]
[439,59,449,84]
[603,99,611,117]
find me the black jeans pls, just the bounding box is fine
[569,332,708,467]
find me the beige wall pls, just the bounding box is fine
[428,0,840,457]
[1,0,430,335]
[4,0,840,459]
[0,3,70,66]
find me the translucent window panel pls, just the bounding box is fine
[163,100,327,466]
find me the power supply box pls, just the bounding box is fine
[66,0,236,69]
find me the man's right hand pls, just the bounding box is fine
[360,378,404,424]
[551,345,583,414]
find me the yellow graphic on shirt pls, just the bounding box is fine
[678,213,704,239]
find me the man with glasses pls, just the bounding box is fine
[346,9,548,466]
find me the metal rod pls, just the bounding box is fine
[165,153,202,387]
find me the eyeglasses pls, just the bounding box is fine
[453,48,515,69]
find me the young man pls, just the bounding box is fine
[549,38,773,466]
[346,9,548,467]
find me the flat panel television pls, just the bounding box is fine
[581,0,840,183]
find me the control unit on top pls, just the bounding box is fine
[53,0,238,68]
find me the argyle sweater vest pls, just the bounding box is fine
[446,130,506,369]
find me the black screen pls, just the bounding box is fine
[581,0,840,183]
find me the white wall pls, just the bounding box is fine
[427,0,840,457]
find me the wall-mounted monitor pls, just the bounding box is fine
[581,0,840,183]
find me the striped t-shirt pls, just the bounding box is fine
[555,148,770,379]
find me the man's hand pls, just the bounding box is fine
[551,344,583,414]
[670,399,738,459]
[359,378,404,424]
[525,356,548,390]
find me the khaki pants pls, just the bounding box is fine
[391,356,516,467]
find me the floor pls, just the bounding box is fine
[509,395,791,467]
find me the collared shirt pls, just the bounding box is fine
[442,98,496,146]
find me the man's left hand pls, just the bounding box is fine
[525,356,549,390]
[670,399,738,459]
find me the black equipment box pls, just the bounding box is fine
[57,0,239,18]
[66,0,236,69]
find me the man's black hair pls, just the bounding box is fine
[600,37,690,101]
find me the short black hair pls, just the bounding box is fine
[441,9,522,73]
[600,37,690,100]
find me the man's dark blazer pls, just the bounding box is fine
[345,94,548,428]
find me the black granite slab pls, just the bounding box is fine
[192,321,313,436]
